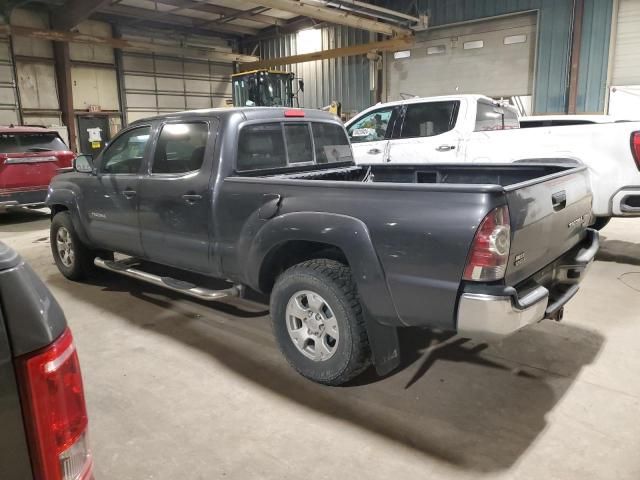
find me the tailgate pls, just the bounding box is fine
[505,166,592,285]
[0,151,73,190]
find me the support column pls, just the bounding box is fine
[53,42,77,152]
[567,0,585,114]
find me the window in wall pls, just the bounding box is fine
[427,45,446,55]
[463,40,484,50]
[100,126,151,174]
[399,101,459,138]
[504,34,527,45]
[152,123,209,174]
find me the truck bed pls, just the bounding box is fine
[268,163,570,189]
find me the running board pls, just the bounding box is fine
[94,257,243,301]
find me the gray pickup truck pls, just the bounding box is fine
[0,242,93,480]
[46,107,598,385]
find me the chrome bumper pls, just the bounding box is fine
[611,188,640,216]
[456,229,599,339]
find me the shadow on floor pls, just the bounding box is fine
[48,270,604,473]
[596,236,640,266]
[0,208,49,233]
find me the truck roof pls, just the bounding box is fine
[129,107,341,125]
[0,126,59,134]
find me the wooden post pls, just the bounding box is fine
[53,42,77,152]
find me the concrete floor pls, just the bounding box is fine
[2,210,640,479]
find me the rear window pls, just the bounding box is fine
[475,102,520,131]
[236,121,351,171]
[0,132,68,153]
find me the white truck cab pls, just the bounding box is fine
[346,94,640,225]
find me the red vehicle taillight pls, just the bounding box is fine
[631,131,640,171]
[16,328,93,480]
[463,205,511,282]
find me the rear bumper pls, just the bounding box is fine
[611,188,640,216]
[456,228,599,339]
[0,189,48,211]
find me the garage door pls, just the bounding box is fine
[608,0,640,118]
[122,53,233,124]
[386,13,537,101]
[0,38,19,125]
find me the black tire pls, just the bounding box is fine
[50,211,108,281]
[592,216,612,231]
[270,259,371,386]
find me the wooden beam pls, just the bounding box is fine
[98,4,260,36]
[153,0,285,27]
[52,0,112,30]
[240,36,414,69]
[248,0,412,36]
[0,24,259,63]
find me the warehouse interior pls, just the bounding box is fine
[1,1,640,479]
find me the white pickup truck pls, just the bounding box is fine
[345,94,640,229]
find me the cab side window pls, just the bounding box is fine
[475,102,520,131]
[100,126,151,174]
[152,122,209,174]
[399,101,459,138]
[347,108,394,143]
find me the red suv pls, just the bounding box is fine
[0,126,75,211]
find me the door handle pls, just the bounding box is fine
[367,148,381,155]
[122,189,137,199]
[552,190,567,211]
[436,145,455,152]
[182,193,203,203]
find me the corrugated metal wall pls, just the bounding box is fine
[576,0,613,112]
[413,0,613,113]
[260,26,373,115]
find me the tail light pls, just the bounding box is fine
[16,328,93,480]
[55,151,76,168]
[463,205,511,282]
[631,131,640,171]
[284,109,305,117]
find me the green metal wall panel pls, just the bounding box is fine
[576,0,613,112]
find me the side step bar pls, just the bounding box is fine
[94,257,243,301]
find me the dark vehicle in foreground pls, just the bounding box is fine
[0,126,74,211]
[0,242,93,480]
[46,108,598,385]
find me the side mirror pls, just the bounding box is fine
[298,79,304,93]
[74,154,94,173]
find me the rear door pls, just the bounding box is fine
[0,131,74,193]
[387,100,462,163]
[82,124,153,256]
[504,166,593,285]
[138,119,215,272]
[346,106,399,164]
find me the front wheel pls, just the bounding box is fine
[270,259,371,385]
[50,211,108,281]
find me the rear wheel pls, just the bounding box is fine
[270,259,371,385]
[50,212,110,281]
[592,216,611,231]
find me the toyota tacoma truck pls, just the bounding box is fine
[46,107,598,385]
[345,94,640,230]
[0,241,94,480]
[0,126,75,211]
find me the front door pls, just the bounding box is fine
[386,101,462,164]
[78,116,111,156]
[137,120,215,273]
[346,106,399,164]
[82,124,153,256]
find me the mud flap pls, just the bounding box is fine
[363,308,401,376]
